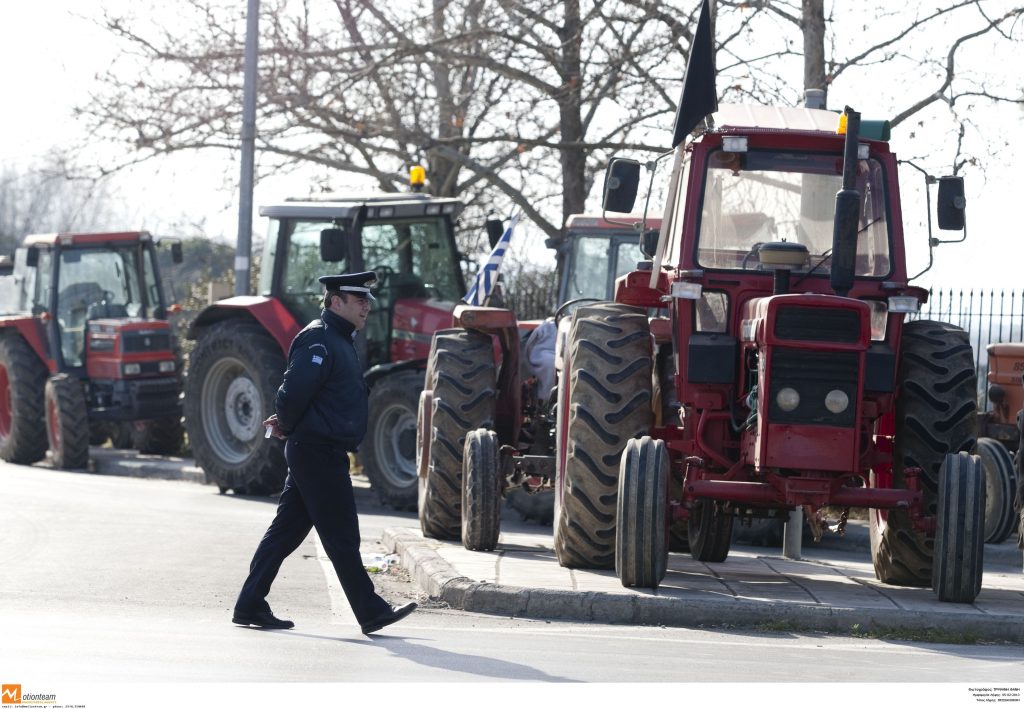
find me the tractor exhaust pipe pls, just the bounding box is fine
[830,107,861,298]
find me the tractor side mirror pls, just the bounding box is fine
[26,246,39,268]
[602,158,641,214]
[640,229,659,259]
[936,176,966,231]
[485,218,504,249]
[170,241,183,264]
[320,228,349,263]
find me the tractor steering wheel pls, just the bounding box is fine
[554,297,604,325]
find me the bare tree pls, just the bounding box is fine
[0,155,122,253]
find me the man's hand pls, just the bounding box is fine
[262,414,287,440]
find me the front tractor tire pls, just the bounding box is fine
[616,436,669,588]
[554,303,653,569]
[362,370,423,509]
[184,321,287,496]
[462,428,502,551]
[45,374,89,469]
[933,452,985,602]
[871,320,977,587]
[418,329,496,540]
[0,335,48,464]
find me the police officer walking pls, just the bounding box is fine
[232,271,416,634]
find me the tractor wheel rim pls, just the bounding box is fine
[374,402,418,487]
[224,376,262,442]
[47,394,61,452]
[200,357,263,464]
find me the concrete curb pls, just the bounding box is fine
[88,448,207,484]
[383,528,1024,643]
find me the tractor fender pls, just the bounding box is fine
[364,359,427,388]
[186,297,301,356]
[0,315,53,373]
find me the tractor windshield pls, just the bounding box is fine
[695,148,891,277]
[267,216,463,325]
[563,233,645,302]
[55,244,162,366]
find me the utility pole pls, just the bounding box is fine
[235,0,259,296]
[783,86,828,561]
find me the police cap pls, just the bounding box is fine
[318,270,378,301]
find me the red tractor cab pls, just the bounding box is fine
[0,231,184,468]
[184,191,468,505]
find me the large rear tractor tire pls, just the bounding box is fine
[977,437,1016,545]
[933,452,985,602]
[462,428,502,551]
[616,436,669,588]
[0,335,48,464]
[45,374,89,470]
[363,370,423,510]
[132,416,185,456]
[871,320,977,586]
[554,303,653,569]
[688,498,734,562]
[184,321,287,496]
[418,329,496,540]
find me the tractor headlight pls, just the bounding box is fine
[824,389,850,414]
[775,387,800,412]
[123,363,141,376]
[159,360,176,373]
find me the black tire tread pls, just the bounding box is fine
[419,329,496,540]
[0,335,48,464]
[462,428,501,551]
[933,452,985,602]
[616,436,668,588]
[555,303,653,569]
[872,320,977,586]
[45,374,89,469]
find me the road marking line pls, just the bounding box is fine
[313,531,357,627]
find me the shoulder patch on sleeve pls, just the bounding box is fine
[308,342,328,353]
[311,354,324,365]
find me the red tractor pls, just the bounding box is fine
[0,231,184,468]
[979,344,1024,545]
[415,214,658,545]
[184,189,476,505]
[431,103,986,604]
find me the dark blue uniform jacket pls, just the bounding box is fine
[274,308,368,451]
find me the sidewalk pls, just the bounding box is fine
[384,517,1024,642]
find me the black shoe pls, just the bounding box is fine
[232,609,295,629]
[360,602,417,635]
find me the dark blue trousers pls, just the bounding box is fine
[235,438,391,625]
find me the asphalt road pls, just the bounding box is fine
[2,459,1022,700]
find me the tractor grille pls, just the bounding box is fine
[122,331,172,353]
[768,348,859,427]
[774,306,861,343]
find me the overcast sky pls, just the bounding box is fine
[1,1,1019,295]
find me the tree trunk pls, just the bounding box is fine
[556,0,586,248]
[802,0,827,105]
[428,0,462,197]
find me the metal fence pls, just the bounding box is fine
[915,288,1024,409]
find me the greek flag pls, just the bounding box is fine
[463,213,518,306]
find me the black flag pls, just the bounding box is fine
[671,0,717,148]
